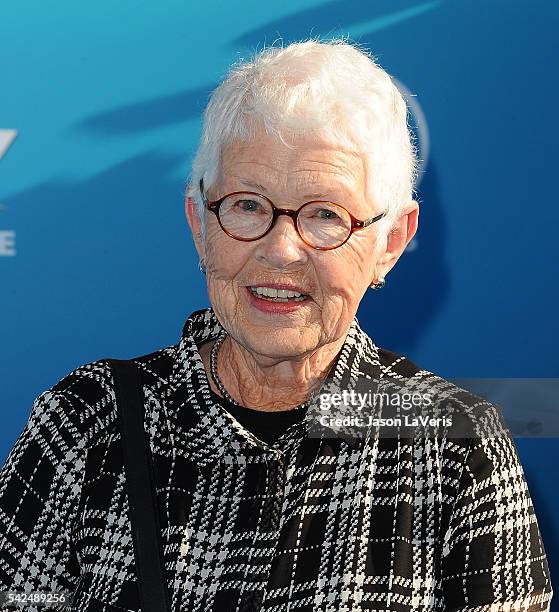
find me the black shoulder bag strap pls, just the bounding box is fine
[108,358,172,612]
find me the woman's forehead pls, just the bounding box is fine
[219,137,366,198]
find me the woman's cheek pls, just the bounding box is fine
[319,294,354,341]
[319,259,368,304]
[205,235,245,279]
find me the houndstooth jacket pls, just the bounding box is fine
[0,307,553,611]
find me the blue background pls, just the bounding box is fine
[1,0,557,600]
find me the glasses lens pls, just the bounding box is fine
[219,194,273,239]
[298,202,352,248]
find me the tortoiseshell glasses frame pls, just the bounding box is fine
[199,178,387,251]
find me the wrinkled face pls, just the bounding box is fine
[194,131,387,360]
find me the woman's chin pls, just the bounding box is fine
[241,327,317,359]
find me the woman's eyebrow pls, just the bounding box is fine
[238,178,269,193]
[237,178,340,201]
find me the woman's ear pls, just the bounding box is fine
[376,200,419,278]
[185,194,205,260]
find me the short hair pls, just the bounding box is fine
[187,37,418,240]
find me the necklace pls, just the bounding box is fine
[209,330,311,411]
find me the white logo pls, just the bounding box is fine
[0,230,16,256]
[0,129,17,160]
[393,80,429,185]
[393,81,428,254]
[0,129,18,256]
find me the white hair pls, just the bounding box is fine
[186,37,418,240]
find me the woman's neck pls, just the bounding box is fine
[199,333,346,412]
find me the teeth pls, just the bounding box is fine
[252,286,304,298]
[249,286,307,301]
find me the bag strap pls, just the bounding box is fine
[108,358,172,612]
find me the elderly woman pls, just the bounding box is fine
[0,39,552,612]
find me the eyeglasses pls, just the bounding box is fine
[199,179,386,251]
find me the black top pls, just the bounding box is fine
[207,386,307,445]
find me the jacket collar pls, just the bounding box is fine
[166,307,381,466]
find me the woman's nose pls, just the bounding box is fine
[253,215,308,268]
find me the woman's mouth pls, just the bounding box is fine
[245,285,312,314]
[248,286,308,302]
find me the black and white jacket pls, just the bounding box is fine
[0,307,553,611]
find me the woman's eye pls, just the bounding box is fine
[236,199,261,212]
[317,208,340,220]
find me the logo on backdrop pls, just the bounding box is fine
[394,80,429,254]
[0,130,17,161]
[0,129,17,257]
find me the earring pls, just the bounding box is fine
[198,260,206,275]
[370,276,385,290]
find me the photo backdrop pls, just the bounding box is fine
[1,0,557,598]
